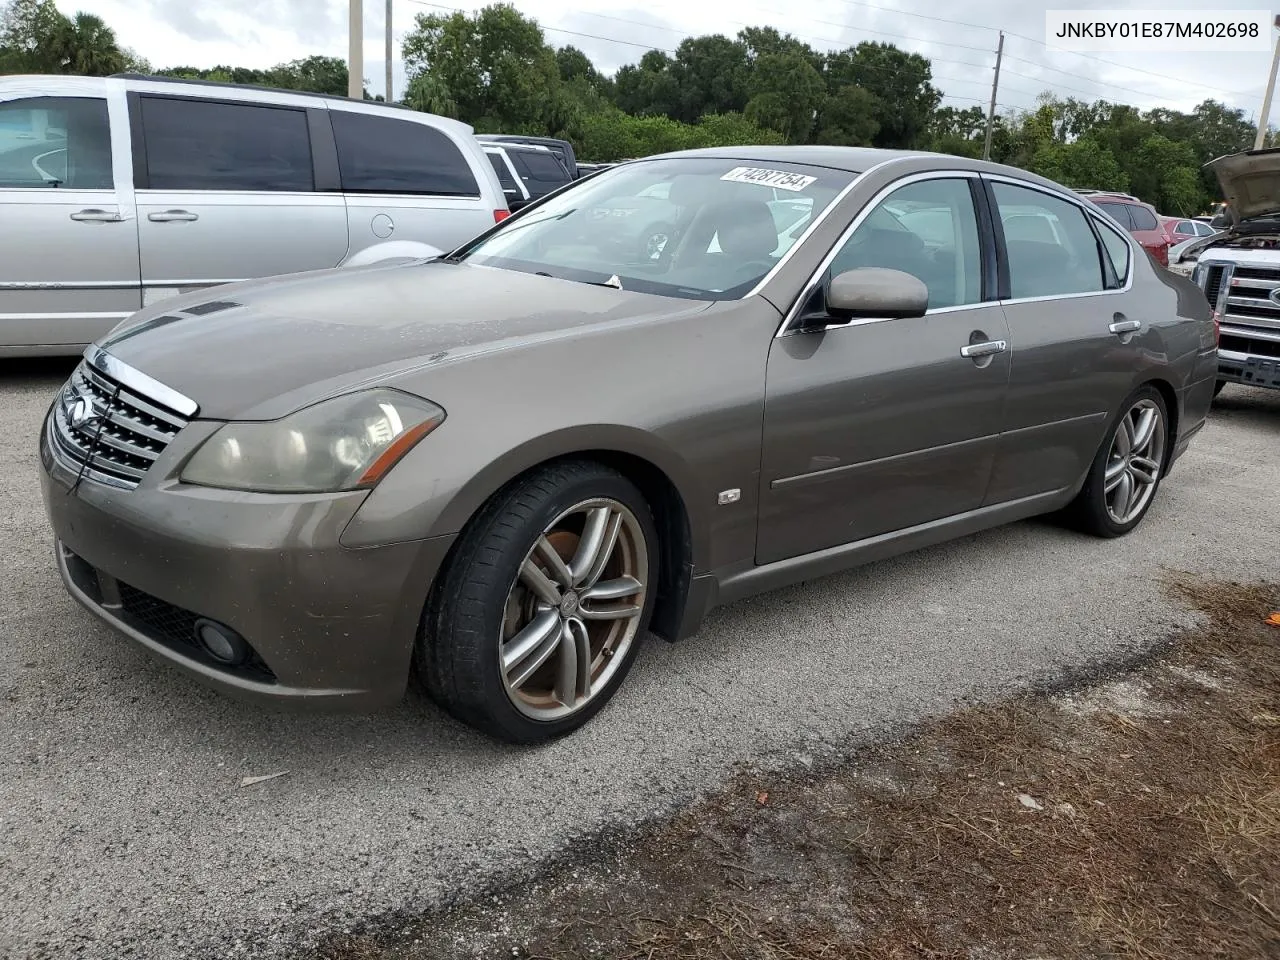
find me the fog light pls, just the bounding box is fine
[193,618,249,666]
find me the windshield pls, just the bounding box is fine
[457,157,855,300]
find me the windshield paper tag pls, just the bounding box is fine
[720,167,816,192]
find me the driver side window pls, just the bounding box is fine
[827,177,983,310]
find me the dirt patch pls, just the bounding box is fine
[311,576,1280,960]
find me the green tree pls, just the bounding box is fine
[1029,136,1129,192]
[825,42,940,148]
[48,12,126,75]
[401,3,561,133]
[814,84,880,146]
[666,34,749,123]
[0,0,66,72]
[614,50,680,118]
[269,55,349,96]
[743,51,824,143]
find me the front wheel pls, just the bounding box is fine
[1065,385,1170,538]
[416,460,659,743]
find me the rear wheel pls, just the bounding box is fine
[417,460,658,743]
[1065,385,1169,538]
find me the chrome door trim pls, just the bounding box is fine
[770,431,995,489]
[775,169,986,338]
[83,344,199,417]
[0,280,140,290]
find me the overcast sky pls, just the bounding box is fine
[54,0,1274,119]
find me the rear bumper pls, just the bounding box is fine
[39,417,455,710]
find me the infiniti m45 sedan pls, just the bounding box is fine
[39,147,1218,742]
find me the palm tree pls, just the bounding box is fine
[51,13,126,77]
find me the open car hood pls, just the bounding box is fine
[1209,148,1280,224]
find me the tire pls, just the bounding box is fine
[1212,379,1227,398]
[417,459,660,743]
[1064,384,1170,539]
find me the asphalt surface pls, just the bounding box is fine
[2,359,1278,960]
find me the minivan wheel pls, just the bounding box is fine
[1066,384,1169,538]
[417,460,658,743]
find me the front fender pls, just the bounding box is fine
[340,423,710,570]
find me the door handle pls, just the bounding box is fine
[69,208,122,223]
[960,339,1008,359]
[1109,317,1142,334]
[148,210,199,222]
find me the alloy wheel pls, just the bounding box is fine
[499,498,648,720]
[1104,398,1165,525]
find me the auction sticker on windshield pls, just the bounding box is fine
[720,167,817,191]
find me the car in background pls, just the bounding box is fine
[1078,191,1171,266]
[476,133,578,179]
[39,146,1216,742]
[1181,147,1280,394]
[576,162,614,175]
[1163,216,1219,245]
[482,141,574,212]
[0,73,507,356]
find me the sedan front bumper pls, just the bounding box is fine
[39,417,455,710]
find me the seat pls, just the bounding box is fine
[673,200,780,288]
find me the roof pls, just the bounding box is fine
[648,145,931,173]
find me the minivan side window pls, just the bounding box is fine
[330,111,479,197]
[826,177,984,310]
[138,96,313,192]
[0,97,112,190]
[992,182,1105,298]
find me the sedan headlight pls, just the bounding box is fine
[181,389,445,493]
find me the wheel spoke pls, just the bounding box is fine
[504,612,563,687]
[1130,456,1160,485]
[1114,470,1135,520]
[1114,413,1134,458]
[580,574,644,621]
[519,559,562,607]
[554,619,585,707]
[569,618,591,701]
[569,506,613,585]
[533,535,574,588]
[1104,458,1127,493]
[1131,407,1157,453]
[580,511,623,589]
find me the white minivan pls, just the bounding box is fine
[0,73,509,356]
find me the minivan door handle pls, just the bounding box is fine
[148,210,199,222]
[960,339,1008,359]
[1109,313,1142,334]
[69,208,122,223]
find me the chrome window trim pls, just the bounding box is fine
[775,168,986,337]
[981,173,1135,299]
[83,344,199,417]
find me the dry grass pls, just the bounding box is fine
[312,576,1280,960]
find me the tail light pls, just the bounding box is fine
[493,209,510,223]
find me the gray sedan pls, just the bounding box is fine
[38,146,1219,742]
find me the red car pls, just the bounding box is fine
[1079,192,1170,267]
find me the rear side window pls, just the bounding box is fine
[993,182,1105,298]
[1093,201,1133,229]
[1129,205,1159,231]
[1095,219,1131,285]
[330,111,479,197]
[138,96,313,191]
[0,96,113,189]
[513,151,570,184]
[1174,220,1195,235]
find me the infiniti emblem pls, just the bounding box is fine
[559,591,580,617]
[64,389,102,431]
[1269,288,1280,307]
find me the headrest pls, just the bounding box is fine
[705,200,779,261]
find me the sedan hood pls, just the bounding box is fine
[99,261,707,420]
[1208,148,1280,224]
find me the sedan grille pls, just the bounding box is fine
[49,360,189,489]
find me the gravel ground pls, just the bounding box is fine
[2,359,1278,960]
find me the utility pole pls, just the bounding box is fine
[385,0,393,102]
[348,0,364,100]
[982,31,1004,161]
[1254,15,1280,150]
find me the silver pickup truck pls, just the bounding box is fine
[1180,149,1280,394]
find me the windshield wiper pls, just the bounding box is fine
[533,271,624,290]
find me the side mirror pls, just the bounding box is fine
[808,268,929,327]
